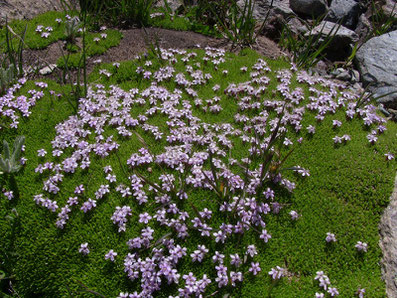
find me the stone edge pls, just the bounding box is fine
[379,172,397,297]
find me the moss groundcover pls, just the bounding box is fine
[0,37,396,298]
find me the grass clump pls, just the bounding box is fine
[0,11,74,50]
[79,0,154,28]
[56,29,123,69]
[0,48,395,297]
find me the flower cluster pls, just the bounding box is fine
[0,78,50,129]
[36,25,53,38]
[314,271,339,296]
[111,206,132,232]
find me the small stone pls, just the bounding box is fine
[350,69,360,83]
[313,60,328,76]
[39,64,57,75]
[336,70,351,81]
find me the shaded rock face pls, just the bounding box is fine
[289,0,328,18]
[325,0,361,29]
[355,14,373,40]
[0,0,64,26]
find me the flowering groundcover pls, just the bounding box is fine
[0,48,396,297]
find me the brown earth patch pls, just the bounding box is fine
[22,27,285,82]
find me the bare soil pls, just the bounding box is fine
[22,27,285,83]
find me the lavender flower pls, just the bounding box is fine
[138,212,152,224]
[327,287,339,296]
[366,133,378,144]
[268,266,285,280]
[37,149,47,157]
[259,229,272,243]
[246,244,257,257]
[230,253,242,267]
[249,262,261,275]
[105,249,117,261]
[289,210,299,220]
[307,125,316,134]
[355,241,368,252]
[356,288,365,298]
[333,136,342,144]
[332,120,342,128]
[3,190,14,200]
[74,184,85,194]
[341,134,351,142]
[81,199,97,213]
[326,232,337,243]
[79,243,90,255]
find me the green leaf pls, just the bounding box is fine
[3,139,10,159]
[0,157,7,172]
[11,135,25,163]
[5,159,11,173]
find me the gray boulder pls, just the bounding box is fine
[236,0,294,22]
[253,0,294,19]
[325,0,360,29]
[251,0,296,39]
[0,0,63,26]
[379,174,397,297]
[154,0,183,13]
[356,30,397,87]
[289,0,328,18]
[304,21,358,59]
